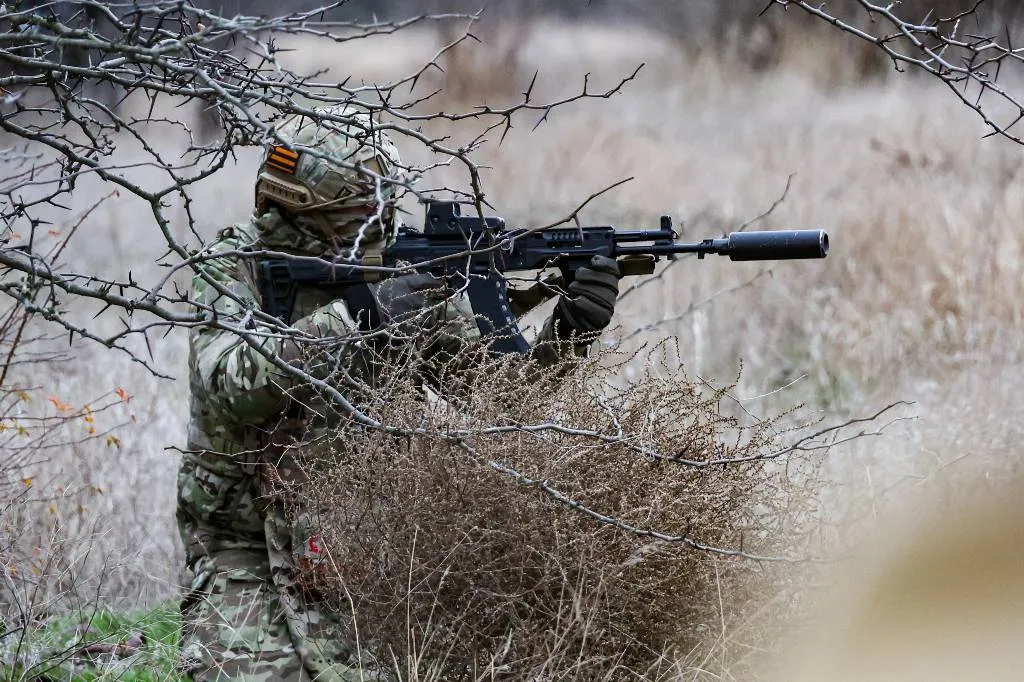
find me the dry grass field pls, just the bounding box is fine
[6,14,1024,679]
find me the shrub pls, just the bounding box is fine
[0,230,141,681]
[283,339,831,680]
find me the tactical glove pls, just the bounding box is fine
[373,273,445,333]
[552,255,622,339]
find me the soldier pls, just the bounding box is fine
[175,104,622,681]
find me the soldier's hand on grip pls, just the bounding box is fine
[553,255,621,338]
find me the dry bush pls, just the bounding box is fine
[0,317,141,677]
[276,339,838,680]
[0,218,157,679]
[0,229,134,612]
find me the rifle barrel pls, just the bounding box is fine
[616,229,829,260]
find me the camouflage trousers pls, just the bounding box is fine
[176,449,394,682]
[178,547,386,682]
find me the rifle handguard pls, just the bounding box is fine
[617,254,657,277]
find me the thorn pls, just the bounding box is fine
[499,119,513,145]
[523,70,538,101]
[531,106,552,132]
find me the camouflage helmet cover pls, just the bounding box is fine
[255,104,402,239]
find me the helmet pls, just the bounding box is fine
[255,104,402,245]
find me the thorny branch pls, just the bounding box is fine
[0,1,641,374]
[768,0,1024,144]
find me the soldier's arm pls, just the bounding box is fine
[530,255,623,366]
[530,315,591,365]
[189,229,357,424]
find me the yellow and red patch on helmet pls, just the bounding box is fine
[265,145,299,174]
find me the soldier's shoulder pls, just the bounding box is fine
[190,218,259,283]
[213,217,260,249]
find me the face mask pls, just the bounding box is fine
[256,207,390,260]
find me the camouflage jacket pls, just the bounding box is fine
[177,207,573,558]
[175,207,585,680]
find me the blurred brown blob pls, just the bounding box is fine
[783,481,1024,681]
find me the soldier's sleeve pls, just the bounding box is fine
[189,226,290,423]
[370,274,586,396]
[530,313,592,366]
[189,227,357,425]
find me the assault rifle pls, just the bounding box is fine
[259,200,829,354]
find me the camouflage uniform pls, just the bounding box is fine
[175,107,611,681]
